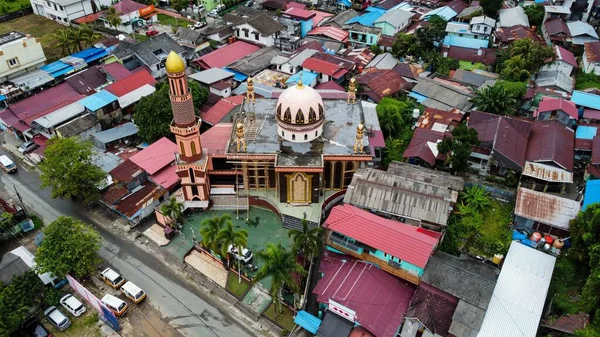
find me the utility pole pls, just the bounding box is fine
[13,185,29,218]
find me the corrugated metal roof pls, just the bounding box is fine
[31,102,85,129]
[575,125,598,140]
[92,122,139,145]
[40,60,74,78]
[422,6,458,21]
[285,70,318,85]
[525,120,574,171]
[345,7,386,26]
[583,179,600,210]
[9,69,54,89]
[514,187,580,230]
[443,35,490,49]
[306,26,349,42]
[79,90,118,111]
[374,7,413,27]
[189,68,235,85]
[294,310,322,334]
[498,6,529,27]
[195,41,261,69]
[571,90,600,110]
[478,242,556,337]
[522,161,573,183]
[537,97,578,119]
[129,137,177,175]
[117,84,155,108]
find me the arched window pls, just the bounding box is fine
[191,141,197,155]
[292,134,296,140]
[178,79,184,95]
[304,134,308,140]
[282,130,285,136]
[284,108,292,122]
[308,107,316,122]
[180,141,186,157]
[277,104,282,118]
[315,130,318,137]
[318,104,324,119]
[295,109,304,123]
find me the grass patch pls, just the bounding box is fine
[465,199,513,257]
[263,302,295,331]
[45,311,101,337]
[226,272,251,299]
[133,33,149,42]
[575,72,600,90]
[548,255,588,318]
[0,0,31,15]
[459,60,485,71]
[157,13,192,27]
[0,14,69,62]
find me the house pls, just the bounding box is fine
[226,47,281,78]
[365,52,398,70]
[323,204,441,284]
[542,18,571,46]
[478,242,556,337]
[103,69,157,114]
[200,96,244,125]
[443,18,494,49]
[201,25,234,44]
[341,47,375,68]
[305,26,349,43]
[113,33,185,78]
[571,90,600,116]
[409,77,474,112]
[345,6,386,27]
[393,62,421,83]
[91,122,139,150]
[357,69,410,103]
[233,13,285,47]
[64,66,110,95]
[327,9,359,28]
[130,137,179,191]
[470,15,495,36]
[55,113,100,140]
[176,27,204,49]
[401,251,500,337]
[583,179,600,209]
[361,101,385,165]
[495,25,543,45]
[100,0,157,34]
[542,45,578,77]
[0,252,30,285]
[575,125,598,154]
[189,68,235,97]
[312,250,416,337]
[452,69,497,88]
[194,41,261,70]
[583,41,600,75]
[346,24,382,47]
[302,57,348,83]
[566,20,599,45]
[344,162,464,230]
[421,5,461,21]
[30,0,111,24]
[0,32,46,82]
[271,49,318,75]
[587,137,600,178]
[535,97,578,126]
[498,6,529,28]
[373,7,414,36]
[535,69,574,94]
[282,7,315,37]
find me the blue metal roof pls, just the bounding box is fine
[423,6,457,21]
[294,311,322,334]
[40,61,74,78]
[408,91,427,103]
[576,125,598,140]
[583,179,600,210]
[79,90,118,111]
[224,68,248,82]
[346,7,386,26]
[572,90,600,110]
[337,0,351,6]
[71,47,108,64]
[286,71,318,85]
[443,35,489,49]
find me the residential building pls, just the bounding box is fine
[91,122,139,150]
[421,5,462,21]
[365,52,398,70]
[535,96,578,127]
[571,90,600,115]
[535,69,574,94]
[233,13,285,47]
[345,6,386,27]
[55,113,100,140]
[357,69,410,103]
[201,25,234,44]
[373,7,414,36]
[103,69,157,114]
[0,252,30,285]
[514,187,579,236]
[452,69,498,88]
[566,20,599,45]
[542,45,578,77]
[498,6,529,27]
[226,47,281,79]
[30,0,111,24]
[302,57,348,83]
[281,7,315,37]
[0,32,46,82]
[189,68,235,89]
[327,9,359,28]
[323,204,440,284]
[344,162,465,230]
[542,18,571,45]
[270,49,318,75]
[194,41,261,70]
[305,25,349,43]
[470,15,496,36]
[393,62,422,83]
[346,23,382,46]
[113,33,185,79]
[200,98,244,125]
[409,77,474,112]
[361,101,385,165]
[583,41,600,74]
[100,0,157,34]
[495,25,543,45]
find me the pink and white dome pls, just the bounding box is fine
[276,82,325,143]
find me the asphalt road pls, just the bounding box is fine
[0,145,254,337]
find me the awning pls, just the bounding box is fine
[317,312,353,337]
[294,310,322,334]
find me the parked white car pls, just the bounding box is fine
[60,294,86,317]
[207,9,219,17]
[227,244,253,264]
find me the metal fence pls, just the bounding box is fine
[465,182,516,202]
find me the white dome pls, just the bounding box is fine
[276,82,325,143]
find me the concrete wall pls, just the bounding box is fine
[0,35,46,81]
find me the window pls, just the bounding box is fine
[277,104,282,118]
[304,134,308,140]
[308,107,316,122]
[7,57,19,68]
[180,142,186,156]
[281,130,284,136]
[46,1,50,6]
[244,30,249,38]
[254,32,259,41]
[295,110,304,123]
[318,104,324,119]
[292,134,295,140]
[191,141,197,155]
[63,18,67,23]
[59,5,63,10]
[283,108,292,122]
[315,130,318,137]
[53,4,57,10]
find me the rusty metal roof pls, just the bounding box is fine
[515,187,580,230]
[522,161,573,183]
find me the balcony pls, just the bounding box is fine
[326,237,421,285]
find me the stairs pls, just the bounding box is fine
[282,214,318,231]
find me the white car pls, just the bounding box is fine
[44,306,71,331]
[60,294,86,317]
[194,21,207,29]
[207,10,219,18]
[227,244,253,264]
[216,4,226,11]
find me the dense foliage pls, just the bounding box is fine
[499,38,554,81]
[575,71,600,90]
[524,4,545,29]
[51,25,102,57]
[376,98,418,168]
[392,15,447,59]
[470,84,518,115]
[494,80,528,101]
[480,0,503,18]
[39,137,107,205]
[437,123,480,174]
[0,271,45,336]
[35,216,102,279]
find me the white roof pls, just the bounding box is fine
[522,161,573,183]
[470,15,496,27]
[288,49,319,67]
[101,268,121,282]
[32,102,85,129]
[0,155,13,167]
[566,21,599,39]
[446,22,471,34]
[477,242,556,337]
[118,84,156,108]
[365,53,398,69]
[374,7,414,27]
[544,5,571,14]
[189,68,235,85]
[498,7,529,28]
[121,281,143,295]
[10,246,55,285]
[101,294,125,307]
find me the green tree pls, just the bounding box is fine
[134,81,208,143]
[376,97,415,138]
[217,222,248,282]
[524,4,545,29]
[461,185,490,211]
[480,0,503,17]
[200,214,231,254]
[35,216,102,279]
[440,203,483,255]
[415,15,447,54]
[106,6,122,29]
[0,271,46,336]
[500,38,554,80]
[79,24,103,48]
[495,80,528,101]
[470,84,518,115]
[69,26,85,52]
[39,137,107,205]
[288,219,322,262]
[160,197,184,227]
[0,211,14,237]
[392,33,420,58]
[51,29,73,57]
[501,55,532,81]
[437,123,479,174]
[170,0,189,13]
[254,244,305,316]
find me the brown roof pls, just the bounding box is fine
[211,81,231,90]
[114,183,162,218]
[592,135,600,165]
[403,128,446,166]
[109,159,144,184]
[101,185,129,205]
[585,41,600,63]
[357,69,409,102]
[378,35,395,48]
[405,283,459,337]
[544,18,571,40]
[417,107,463,129]
[526,120,574,171]
[393,62,419,80]
[245,13,286,36]
[447,46,496,65]
[446,0,469,13]
[495,25,543,44]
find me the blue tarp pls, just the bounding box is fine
[71,47,108,64]
[40,61,74,78]
[408,91,427,103]
[224,68,248,82]
[337,0,351,6]
[79,90,118,111]
[294,310,322,334]
[583,179,600,210]
[443,35,489,49]
[572,90,600,110]
[575,125,598,140]
[0,95,6,101]
[286,71,318,85]
[345,7,386,26]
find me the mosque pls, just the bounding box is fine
[157,51,379,227]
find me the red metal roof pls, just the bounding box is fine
[283,7,316,20]
[101,185,129,205]
[110,159,144,183]
[313,250,416,337]
[104,69,156,97]
[324,204,440,268]
[405,283,459,337]
[200,96,243,126]
[526,120,574,171]
[74,11,103,24]
[150,165,179,190]
[194,41,261,69]
[113,0,147,14]
[130,137,177,175]
[201,123,234,155]
[403,128,445,166]
[287,1,305,8]
[584,108,600,120]
[585,41,600,63]
[314,81,345,91]
[306,26,349,42]
[311,10,333,26]
[544,18,571,39]
[555,45,578,68]
[101,62,133,81]
[447,46,496,65]
[302,57,342,76]
[357,69,409,102]
[592,135,600,165]
[537,97,578,120]
[368,129,385,148]
[114,183,162,218]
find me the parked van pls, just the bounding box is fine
[101,294,129,317]
[0,155,17,173]
[100,268,126,289]
[120,281,146,303]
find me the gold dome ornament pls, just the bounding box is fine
[165,51,186,73]
[347,77,357,105]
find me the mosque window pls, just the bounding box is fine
[284,108,292,122]
[292,134,296,140]
[304,134,308,140]
[295,109,304,123]
[180,142,186,157]
[308,107,316,122]
[277,104,282,118]
[318,104,324,119]
[191,142,197,156]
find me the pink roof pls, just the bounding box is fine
[314,81,345,91]
[537,97,578,120]
[194,41,261,69]
[287,1,305,8]
[130,137,177,175]
[368,129,385,147]
[113,0,147,14]
[306,26,349,42]
[150,165,179,189]
[7,83,83,126]
[200,96,243,125]
[324,204,440,268]
[104,69,156,97]
[555,45,578,68]
[101,62,133,81]
[313,251,416,337]
[302,57,342,76]
[201,123,234,155]
[310,10,333,26]
[284,7,315,20]
[584,108,600,120]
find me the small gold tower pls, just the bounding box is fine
[354,123,365,153]
[246,77,256,104]
[347,77,357,104]
[235,122,247,152]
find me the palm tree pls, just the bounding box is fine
[288,219,322,265]
[217,222,248,282]
[52,29,73,57]
[68,27,85,52]
[160,197,184,227]
[106,7,122,30]
[460,185,490,211]
[80,25,103,48]
[200,214,231,255]
[254,244,306,316]
[377,104,403,138]
[501,56,531,82]
[470,85,517,116]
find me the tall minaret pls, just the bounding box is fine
[165,51,209,203]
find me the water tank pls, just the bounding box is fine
[412,109,420,119]
[531,232,542,242]
[492,254,503,265]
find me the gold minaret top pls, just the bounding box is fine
[165,51,186,73]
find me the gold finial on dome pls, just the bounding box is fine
[354,122,365,153]
[347,77,357,105]
[297,71,304,89]
[165,51,186,74]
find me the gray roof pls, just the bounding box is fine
[9,69,53,89]
[387,161,465,190]
[92,150,124,173]
[329,10,360,28]
[470,15,496,27]
[344,163,464,227]
[32,102,85,129]
[361,101,381,132]
[412,77,474,112]
[176,27,203,45]
[232,6,263,17]
[92,122,139,145]
[498,6,529,28]
[535,69,574,93]
[374,8,414,27]
[227,47,281,77]
[189,68,235,85]
[244,13,285,36]
[452,69,496,87]
[223,13,248,25]
[566,20,599,38]
[365,53,398,69]
[456,6,482,19]
[0,252,29,285]
[202,25,234,39]
[114,33,184,67]
[55,114,98,138]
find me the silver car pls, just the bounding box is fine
[44,306,71,331]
